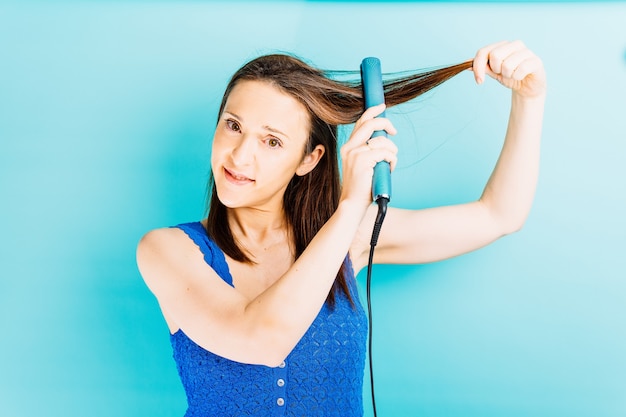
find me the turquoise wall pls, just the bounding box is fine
[1,1,625,416]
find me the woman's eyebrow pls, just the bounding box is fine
[223,110,242,120]
[223,110,290,140]
[263,125,290,140]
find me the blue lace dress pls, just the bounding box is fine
[170,222,368,417]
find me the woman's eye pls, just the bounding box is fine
[225,119,241,132]
[267,137,282,148]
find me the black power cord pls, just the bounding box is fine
[366,196,388,417]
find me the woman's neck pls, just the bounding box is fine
[227,206,291,255]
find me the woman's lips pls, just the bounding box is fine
[224,168,254,185]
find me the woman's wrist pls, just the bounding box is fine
[336,197,371,223]
[511,88,546,105]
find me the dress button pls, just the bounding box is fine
[278,361,286,368]
[277,378,285,387]
[277,398,285,406]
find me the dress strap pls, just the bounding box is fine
[172,222,234,287]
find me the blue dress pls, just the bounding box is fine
[170,222,368,417]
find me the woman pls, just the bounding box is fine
[137,40,546,416]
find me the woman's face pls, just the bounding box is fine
[211,80,322,211]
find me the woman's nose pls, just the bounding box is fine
[230,135,256,166]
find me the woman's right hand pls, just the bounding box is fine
[339,103,398,210]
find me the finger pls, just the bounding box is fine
[368,147,399,173]
[487,40,527,77]
[486,52,544,84]
[473,40,508,84]
[354,103,386,129]
[363,137,399,172]
[344,117,397,152]
[343,136,398,174]
[365,136,398,154]
[510,55,544,82]
[500,48,535,80]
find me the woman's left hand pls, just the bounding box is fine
[472,40,546,99]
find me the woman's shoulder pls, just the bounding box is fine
[136,227,192,287]
[136,220,229,289]
[138,221,207,255]
[136,222,238,339]
[138,225,194,257]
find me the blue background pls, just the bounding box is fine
[1,1,625,416]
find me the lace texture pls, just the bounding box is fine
[170,222,368,417]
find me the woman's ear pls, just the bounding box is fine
[296,144,325,176]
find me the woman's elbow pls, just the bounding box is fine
[499,212,529,236]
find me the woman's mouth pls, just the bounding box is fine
[224,168,254,185]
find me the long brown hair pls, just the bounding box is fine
[206,54,472,306]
